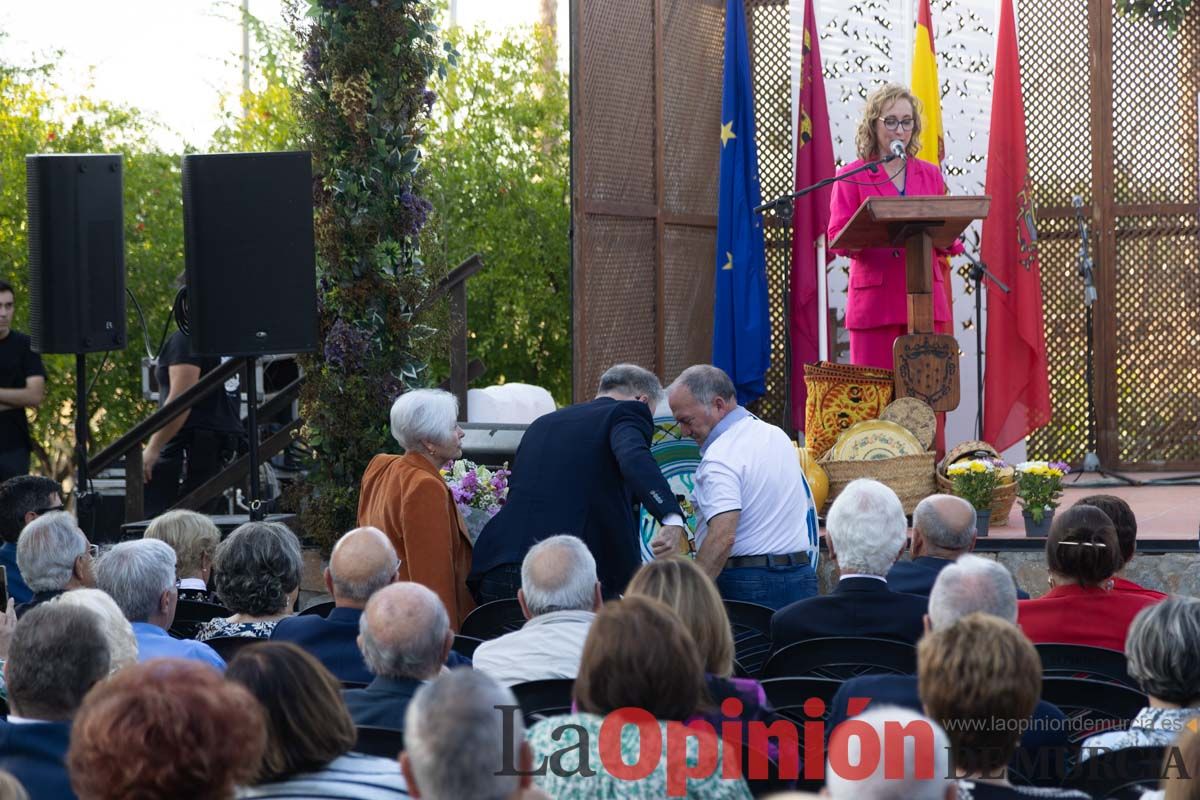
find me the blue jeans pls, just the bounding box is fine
[716,563,818,611]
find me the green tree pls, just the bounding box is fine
[424,25,571,403]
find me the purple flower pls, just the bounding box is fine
[460,471,479,491]
[398,190,432,236]
[422,89,437,112]
[323,319,371,372]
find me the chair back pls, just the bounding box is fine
[459,599,527,640]
[761,637,917,680]
[1035,643,1137,688]
[353,725,406,759]
[204,635,264,662]
[453,634,484,659]
[298,600,336,617]
[1062,745,1167,800]
[1039,677,1148,745]
[169,599,231,639]
[723,599,775,678]
[759,677,842,726]
[511,678,575,726]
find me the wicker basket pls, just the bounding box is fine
[936,471,1018,524]
[819,451,937,515]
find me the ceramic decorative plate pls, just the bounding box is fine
[880,397,937,450]
[831,420,925,461]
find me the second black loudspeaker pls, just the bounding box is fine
[181,151,316,357]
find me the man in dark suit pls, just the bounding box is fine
[771,479,928,647]
[342,582,452,730]
[0,475,62,605]
[826,554,1069,756]
[886,493,1030,599]
[470,364,687,601]
[0,603,111,799]
[271,526,400,684]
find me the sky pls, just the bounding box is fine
[0,0,568,151]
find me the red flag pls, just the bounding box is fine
[789,0,834,432]
[982,0,1051,452]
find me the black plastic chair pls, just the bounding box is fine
[1039,677,1147,745]
[459,599,527,640]
[298,599,336,617]
[511,678,574,726]
[341,681,369,690]
[760,637,917,680]
[452,634,484,659]
[1062,745,1166,799]
[759,676,842,726]
[169,599,231,639]
[1035,643,1137,688]
[353,725,406,758]
[723,599,776,678]
[204,635,265,662]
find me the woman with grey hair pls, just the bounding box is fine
[144,509,221,604]
[356,389,475,627]
[1082,596,1200,757]
[196,521,302,641]
[52,589,139,673]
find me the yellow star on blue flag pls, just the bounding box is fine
[720,121,736,147]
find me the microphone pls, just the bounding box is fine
[889,140,906,160]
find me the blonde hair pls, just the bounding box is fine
[625,557,736,678]
[855,83,924,161]
[144,509,221,579]
[52,589,139,673]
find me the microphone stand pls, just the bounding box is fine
[960,247,1009,441]
[754,151,903,435]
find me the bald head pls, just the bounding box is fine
[913,494,977,556]
[327,527,399,608]
[358,582,450,680]
[520,535,599,617]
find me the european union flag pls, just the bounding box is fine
[713,0,771,406]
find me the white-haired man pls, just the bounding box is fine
[771,479,927,646]
[668,364,819,609]
[14,511,95,617]
[472,535,601,686]
[826,554,1069,756]
[824,706,955,800]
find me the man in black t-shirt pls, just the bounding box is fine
[0,280,46,482]
[142,330,244,517]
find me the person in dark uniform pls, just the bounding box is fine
[142,328,243,518]
[0,280,46,482]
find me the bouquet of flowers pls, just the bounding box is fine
[1014,461,1070,523]
[945,458,1001,511]
[443,460,511,544]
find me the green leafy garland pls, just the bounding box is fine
[287,0,454,550]
[1116,0,1198,34]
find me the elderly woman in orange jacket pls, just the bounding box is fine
[357,389,475,627]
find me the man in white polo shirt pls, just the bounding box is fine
[668,364,819,609]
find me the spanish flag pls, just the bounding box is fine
[911,0,944,166]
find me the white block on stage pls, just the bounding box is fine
[467,383,556,425]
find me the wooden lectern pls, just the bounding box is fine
[828,195,991,412]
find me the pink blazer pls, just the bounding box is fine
[827,158,962,330]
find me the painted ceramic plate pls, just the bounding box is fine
[831,420,925,461]
[881,397,937,451]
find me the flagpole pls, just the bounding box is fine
[816,234,828,361]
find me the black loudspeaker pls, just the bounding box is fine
[182,151,317,357]
[25,154,126,354]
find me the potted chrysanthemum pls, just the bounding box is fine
[1014,461,1070,536]
[946,458,1001,537]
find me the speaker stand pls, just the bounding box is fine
[243,357,264,521]
[74,354,97,528]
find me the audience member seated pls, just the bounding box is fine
[473,534,600,686]
[343,582,453,730]
[626,556,778,731]
[51,588,138,673]
[1018,504,1162,651]
[919,613,1090,799]
[828,555,1069,754]
[1075,494,1167,600]
[198,520,302,641]
[824,707,954,800]
[1082,597,1200,757]
[0,475,62,605]
[67,659,265,800]
[13,511,95,617]
[887,494,1030,599]
[0,771,29,800]
[403,669,549,800]
[271,526,399,684]
[95,539,225,670]
[227,642,411,797]
[0,604,110,800]
[772,479,927,647]
[525,596,752,799]
[143,509,222,603]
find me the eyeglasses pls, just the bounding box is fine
[880,117,916,131]
[32,504,64,516]
[84,543,99,559]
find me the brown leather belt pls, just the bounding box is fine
[724,551,811,569]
